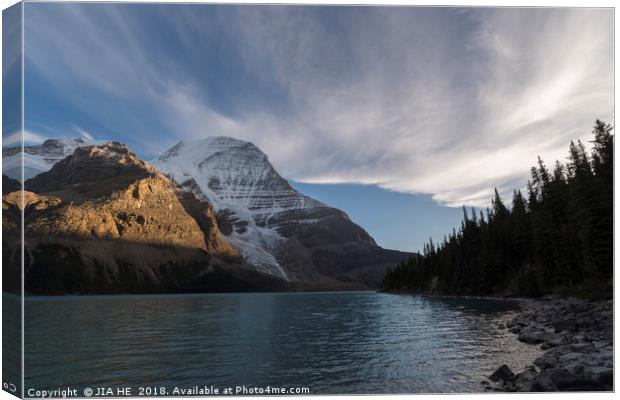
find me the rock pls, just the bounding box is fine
[514,366,538,391]
[501,297,612,392]
[592,340,611,351]
[593,350,613,368]
[540,342,554,350]
[588,366,613,387]
[516,376,555,392]
[558,352,585,365]
[518,329,551,344]
[572,334,587,343]
[552,317,577,333]
[528,374,556,392]
[560,361,585,376]
[534,353,558,369]
[489,364,515,382]
[569,342,595,353]
[548,369,598,391]
[546,345,572,357]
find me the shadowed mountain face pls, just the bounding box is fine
[153,137,413,288]
[2,175,20,195]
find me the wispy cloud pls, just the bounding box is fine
[73,125,95,142]
[23,5,613,207]
[3,130,47,146]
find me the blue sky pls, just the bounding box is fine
[10,4,615,252]
[292,182,466,253]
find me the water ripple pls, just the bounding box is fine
[21,292,541,393]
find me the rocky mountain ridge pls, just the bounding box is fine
[4,142,283,294]
[3,138,413,293]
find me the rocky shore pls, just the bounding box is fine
[483,296,613,392]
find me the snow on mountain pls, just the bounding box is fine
[154,137,324,213]
[2,138,99,180]
[152,136,326,280]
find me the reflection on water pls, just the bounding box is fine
[24,292,541,393]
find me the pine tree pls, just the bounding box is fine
[382,120,613,299]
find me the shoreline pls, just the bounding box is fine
[384,290,613,392]
[380,290,530,302]
[485,296,613,392]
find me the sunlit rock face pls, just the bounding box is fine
[5,142,284,295]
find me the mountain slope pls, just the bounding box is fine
[6,142,286,294]
[153,136,412,289]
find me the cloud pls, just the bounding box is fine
[73,125,95,142]
[3,130,47,146]
[24,5,613,207]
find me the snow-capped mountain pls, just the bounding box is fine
[2,138,97,180]
[153,137,325,279]
[3,135,412,290]
[155,137,324,213]
[153,136,412,287]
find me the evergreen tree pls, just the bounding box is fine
[383,120,613,299]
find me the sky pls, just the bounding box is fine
[7,4,615,252]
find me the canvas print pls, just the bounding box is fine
[1,2,614,397]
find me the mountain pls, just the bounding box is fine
[2,175,20,195]
[4,142,287,294]
[3,137,412,293]
[153,136,412,289]
[2,138,97,180]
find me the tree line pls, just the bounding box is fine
[383,120,613,298]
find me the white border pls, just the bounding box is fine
[0,2,616,400]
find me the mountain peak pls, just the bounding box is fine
[40,137,87,149]
[157,136,266,164]
[2,137,98,180]
[71,141,151,168]
[153,136,324,278]
[25,142,158,195]
[153,136,319,213]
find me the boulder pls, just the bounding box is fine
[552,317,577,333]
[528,373,557,392]
[514,366,538,391]
[588,366,613,388]
[489,364,515,382]
[569,343,596,353]
[534,353,558,369]
[557,352,585,365]
[518,329,551,344]
[548,368,597,391]
[593,350,613,368]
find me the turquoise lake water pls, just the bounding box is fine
[18,292,541,394]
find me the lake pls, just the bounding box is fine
[20,292,541,394]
